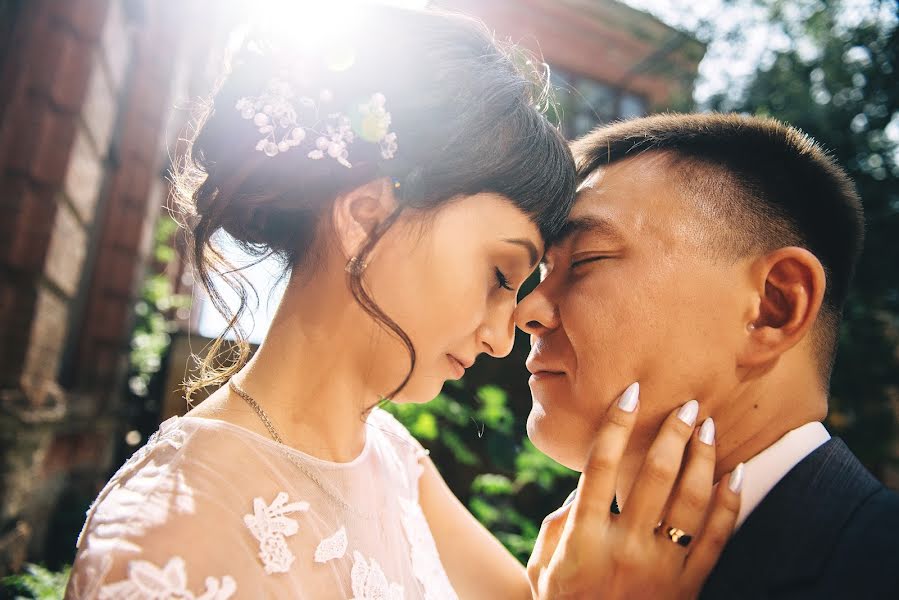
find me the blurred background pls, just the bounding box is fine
[0,0,896,594]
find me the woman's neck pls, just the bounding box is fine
[192,270,377,463]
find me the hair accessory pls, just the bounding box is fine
[235,77,397,168]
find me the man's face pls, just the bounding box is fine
[515,153,749,470]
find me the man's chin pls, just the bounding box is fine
[526,403,590,472]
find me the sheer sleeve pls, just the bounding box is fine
[67,412,457,599]
[367,408,430,499]
[65,420,261,599]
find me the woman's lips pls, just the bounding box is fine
[447,354,467,379]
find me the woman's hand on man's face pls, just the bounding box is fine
[527,383,742,600]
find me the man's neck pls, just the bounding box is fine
[710,379,827,481]
[617,375,827,505]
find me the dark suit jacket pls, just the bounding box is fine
[700,438,899,599]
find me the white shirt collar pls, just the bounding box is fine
[735,421,831,529]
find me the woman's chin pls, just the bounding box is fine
[386,379,444,405]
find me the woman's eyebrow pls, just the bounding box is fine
[502,238,539,267]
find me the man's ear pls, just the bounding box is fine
[737,246,827,368]
[332,178,398,259]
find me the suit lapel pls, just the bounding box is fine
[701,438,883,597]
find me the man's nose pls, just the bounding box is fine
[514,282,560,335]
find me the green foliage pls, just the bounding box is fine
[1,563,70,599]
[386,382,577,563]
[708,0,899,473]
[128,216,190,398]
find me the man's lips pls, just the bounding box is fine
[525,357,566,378]
[528,370,566,381]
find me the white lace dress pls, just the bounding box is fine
[66,408,459,599]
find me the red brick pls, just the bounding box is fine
[91,343,120,384]
[123,161,152,200]
[98,248,134,292]
[84,294,129,347]
[110,206,145,251]
[0,278,36,385]
[84,296,126,338]
[53,36,97,112]
[27,24,74,102]
[135,84,172,128]
[94,245,136,297]
[6,101,78,185]
[30,27,95,113]
[0,176,57,272]
[120,111,163,163]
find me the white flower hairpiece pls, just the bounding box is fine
[235,77,398,168]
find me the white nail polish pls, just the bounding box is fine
[729,463,745,493]
[699,418,715,445]
[617,382,640,413]
[677,399,699,426]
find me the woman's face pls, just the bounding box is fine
[362,193,544,403]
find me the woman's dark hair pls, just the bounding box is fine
[175,6,576,403]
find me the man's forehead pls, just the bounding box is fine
[552,155,686,250]
[568,183,618,225]
[573,155,683,216]
[576,167,607,193]
[576,152,672,192]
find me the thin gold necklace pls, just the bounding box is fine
[228,379,378,519]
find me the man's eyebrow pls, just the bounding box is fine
[551,216,624,247]
[502,238,539,268]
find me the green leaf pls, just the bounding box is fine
[471,473,515,496]
[409,412,438,440]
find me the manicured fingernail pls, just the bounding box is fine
[563,489,577,507]
[617,382,640,413]
[729,463,745,493]
[699,417,715,445]
[677,399,699,426]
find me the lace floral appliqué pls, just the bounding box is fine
[98,556,236,599]
[314,526,348,563]
[243,492,310,574]
[77,418,190,550]
[350,551,404,600]
[67,555,111,599]
[399,497,458,600]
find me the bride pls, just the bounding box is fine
[67,5,735,599]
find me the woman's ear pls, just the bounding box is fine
[737,246,827,368]
[332,178,398,259]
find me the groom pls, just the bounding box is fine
[516,114,899,597]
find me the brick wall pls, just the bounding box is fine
[0,0,198,573]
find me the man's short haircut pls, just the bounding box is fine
[571,113,864,385]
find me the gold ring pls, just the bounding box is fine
[657,523,693,548]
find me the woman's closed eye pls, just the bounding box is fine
[495,267,514,291]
